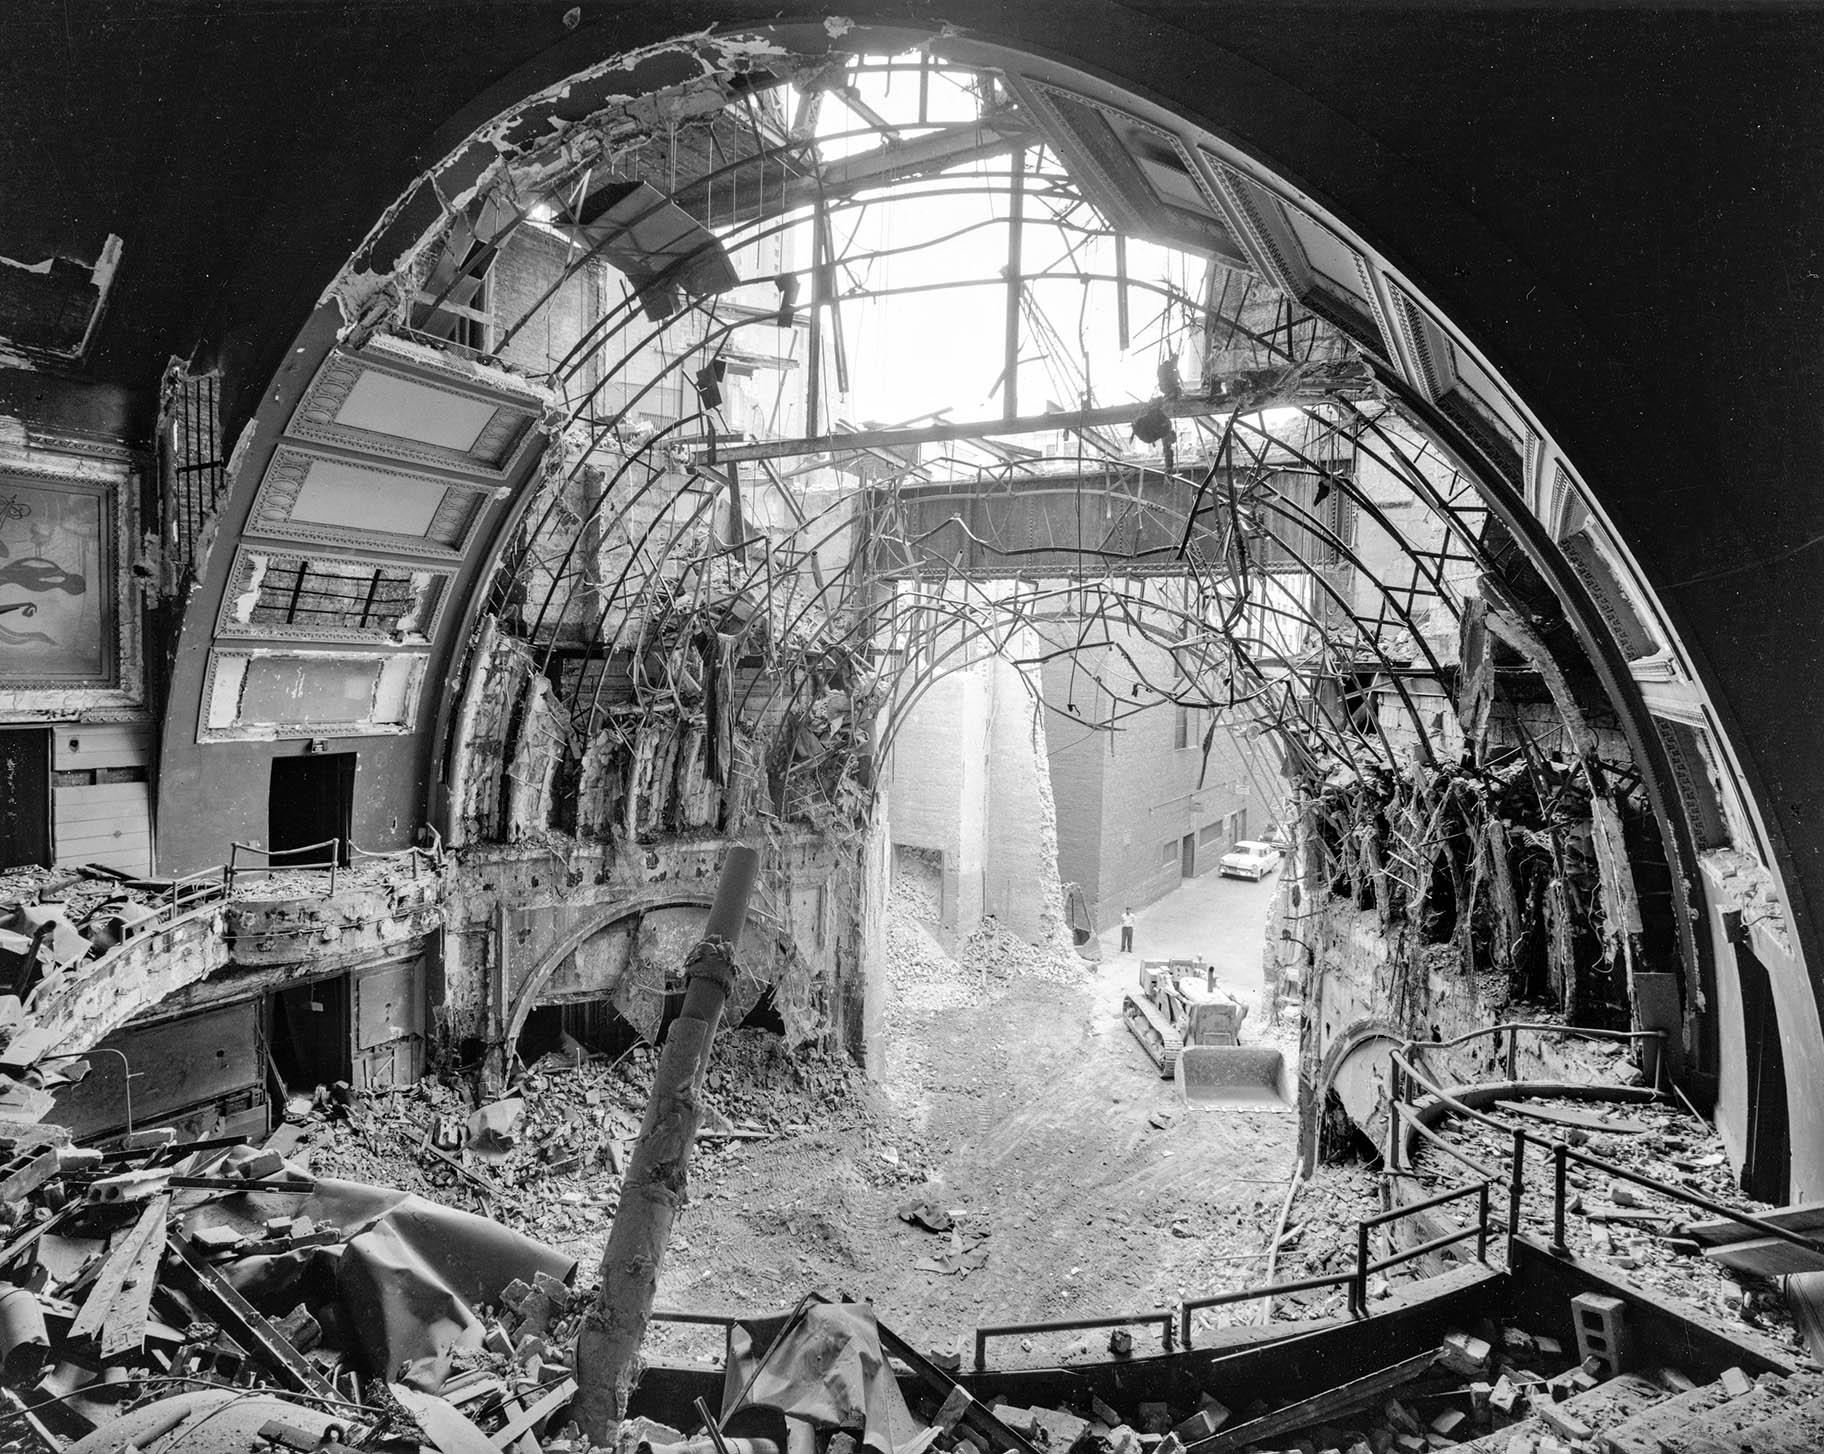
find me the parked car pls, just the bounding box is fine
[1217,839,1283,880]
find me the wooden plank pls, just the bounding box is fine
[68,1193,169,1354]
[54,817,151,842]
[1704,1237,1824,1278]
[490,1378,575,1450]
[53,723,150,771]
[52,783,151,812]
[1186,1350,1440,1454]
[1687,1200,1824,1249]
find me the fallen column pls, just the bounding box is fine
[572,844,761,1442]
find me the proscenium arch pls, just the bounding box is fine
[174,8,1820,1185]
[501,891,799,1055]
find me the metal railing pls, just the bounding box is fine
[1387,1024,1668,1177]
[975,1310,1176,1371]
[226,838,343,895]
[349,826,445,882]
[1392,1032,1824,1273]
[1397,1022,1669,1102]
[1177,1177,1494,1348]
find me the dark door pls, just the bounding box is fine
[1736,944,1792,1204]
[0,728,51,869]
[269,975,352,1097]
[268,753,355,867]
[1181,832,1196,878]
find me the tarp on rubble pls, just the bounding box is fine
[178,1145,575,1391]
[722,1302,917,1454]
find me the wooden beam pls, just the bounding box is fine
[1186,1349,1440,1454]
[697,395,1247,466]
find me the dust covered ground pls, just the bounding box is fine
[302,875,1301,1366]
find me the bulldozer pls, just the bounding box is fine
[1123,959,1290,1108]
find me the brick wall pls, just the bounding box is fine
[1038,625,1279,928]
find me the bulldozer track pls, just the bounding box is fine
[1123,993,1182,1079]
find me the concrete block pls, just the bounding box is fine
[1570,1291,1628,1377]
[1441,1331,1493,1376]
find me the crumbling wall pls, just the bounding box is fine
[983,656,1066,945]
[1288,729,1667,1166]
[443,826,866,1073]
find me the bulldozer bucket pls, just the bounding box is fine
[1175,1044,1293,1110]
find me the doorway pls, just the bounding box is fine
[1736,944,1792,1204]
[0,729,50,869]
[1181,832,1196,879]
[268,752,355,867]
[268,975,352,1098]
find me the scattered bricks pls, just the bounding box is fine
[929,1348,963,1373]
[1440,1332,1493,1377]
[272,1305,321,1354]
[1429,1408,1467,1439]
[1501,1438,1534,1454]
[1197,1394,1231,1432]
[1137,1404,1173,1436]
[1657,1368,1698,1393]
[1535,1401,1592,1444]
[1501,1327,1536,1358]
[993,1406,1037,1437]
[1593,1378,1745,1454]
[1091,1397,1122,1429]
[1385,1399,1423,1436]
[1532,1336,1563,1359]
[532,1270,571,1311]
[1105,1426,1143,1454]
[1570,1292,1628,1377]
[1031,1408,1089,1448]
[1609,1182,1644,1208]
[1171,1408,1222,1442]
[1488,1376,1521,1416]
[1393,1436,1426,1453]
[1468,1383,1492,1420]
[1109,1329,1135,1357]
[1547,1369,1597,1398]
[1347,1443,1374,1454]
[1718,1366,1753,1398]
[190,1224,244,1252]
[261,1217,296,1240]
[238,1150,285,1180]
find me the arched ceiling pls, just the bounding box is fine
[1,2,1819,982]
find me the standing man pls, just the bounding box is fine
[1120,906,1135,954]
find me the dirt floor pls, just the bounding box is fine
[303,870,1298,1368]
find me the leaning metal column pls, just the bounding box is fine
[572,844,760,1441]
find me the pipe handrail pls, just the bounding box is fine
[1390,1049,1824,1266]
[1400,1021,1667,1096]
[1179,1177,1494,1349]
[1179,1272,1354,1348]
[974,1310,1174,1371]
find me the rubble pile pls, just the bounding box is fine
[1405,1096,1804,1351]
[302,1028,873,1257]
[957,919,1080,988]
[0,1123,594,1453]
[963,1322,1642,1454]
[1257,1168,1385,1322]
